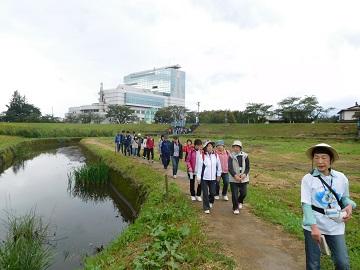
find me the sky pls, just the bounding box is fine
[1,0,359,117]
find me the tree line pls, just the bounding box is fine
[154,96,339,124]
[0,91,354,124]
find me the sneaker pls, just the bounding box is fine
[204,210,210,214]
[223,195,229,201]
[233,209,240,215]
[196,196,202,202]
[214,196,220,200]
[239,203,243,209]
[191,196,196,201]
[173,175,177,179]
[209,203,213,209]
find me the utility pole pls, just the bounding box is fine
[196,101,200,124]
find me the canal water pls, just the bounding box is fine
[0,146,131,269]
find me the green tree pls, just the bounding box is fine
[106,105,135,124]
[154,107,173,124]
[244,103,273,123]
[3,91,41,122]
[185,111,197,124]
[275,96,333,123]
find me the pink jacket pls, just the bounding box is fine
[186,149,200,173]
[216,150,229,173]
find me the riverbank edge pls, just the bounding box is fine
[80,139,235,269]
[0,137,82,172]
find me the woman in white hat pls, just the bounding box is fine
[196,140,222,214]
[301,143,356,270]
[228,140,250,215]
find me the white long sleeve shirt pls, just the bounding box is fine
[196,152,222,181]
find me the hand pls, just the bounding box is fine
[216,176,220,182]
[240,174,246,181]
[234,175,242,182]
[311,224,321,244]
[343,205,353,223]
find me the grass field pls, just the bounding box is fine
[193,123,358,139]
[0,123,168,138]
[0,135,28,151]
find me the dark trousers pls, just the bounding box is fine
[137,145,141,157]
[215,173,229,196]
[162,154,170,169]
[124,144,130,156]
[147,148,154,160]
[172,156,179,176]
[189,174,201,196]
[201,180,216,210]
[116,143,120,152]
[143,148,148,158]
[230,182,248,210]
[120,143,125,154]
[304,229,350,270]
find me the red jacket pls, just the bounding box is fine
[146,138,154,149]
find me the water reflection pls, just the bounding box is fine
[0,146,133,270]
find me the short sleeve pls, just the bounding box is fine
[301,175,312,205]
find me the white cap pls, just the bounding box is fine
[305,143,339,161]
[232,140,242,148]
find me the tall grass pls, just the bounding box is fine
[0,211,53,270]
[0,123,167,138]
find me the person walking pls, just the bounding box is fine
[158,135,165,160]
[124,131,131,156]
[142,135,148,159]
[183,139,193,161]
[137,133,142,157]
[161,135,172,169]
[186,139,202,201]
[301,143,356,270]
[131,134,139,157]
[196,140,222,214]
[228,140,250,215]
[170,136,183,179]
[119,130,125,154]
[146,135,155,162]
[114,132,121,153]
[215,140,230,201]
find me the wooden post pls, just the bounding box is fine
[165,174,169,197]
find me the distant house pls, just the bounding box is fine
[337,102,360,121]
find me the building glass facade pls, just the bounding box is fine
[123,65,185,99]
[125,93,164,108]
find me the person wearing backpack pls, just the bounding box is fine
[301,143,356,270]
[228,140,250,215]
[186,139,202,201]
[215,140,230,201]
[196,140,222,214]
[170,136,183,178]
[146,135,155,162]
[161,135,172,169]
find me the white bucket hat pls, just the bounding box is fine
[232,140,242,148]
[203,140,215,148]
[306,143,339,162]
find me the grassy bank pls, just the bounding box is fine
[0,123,168,138]
[193,123,358,139]
[81,139,235,270]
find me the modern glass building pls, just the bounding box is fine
[123,65,185,99]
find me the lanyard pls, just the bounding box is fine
[320,176,334,209]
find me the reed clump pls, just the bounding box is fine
[0,211,53,270]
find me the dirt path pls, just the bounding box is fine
[86,139,305,270]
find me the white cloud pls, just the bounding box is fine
[0,0,359,117]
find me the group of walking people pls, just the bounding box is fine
[158,135,251,215]
[115,131,357,269]
[114,130,155,162]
